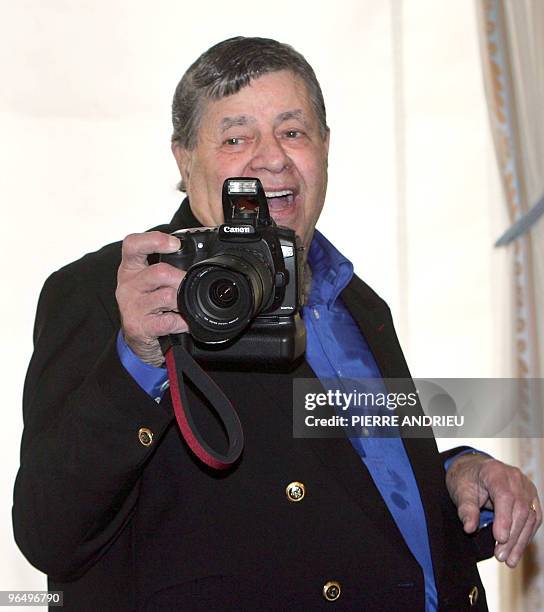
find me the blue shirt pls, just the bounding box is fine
[303,231,438,611]
[117,230,492,611]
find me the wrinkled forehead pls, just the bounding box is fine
[199,71,318,131]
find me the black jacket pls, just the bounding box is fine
[13,200,494,610]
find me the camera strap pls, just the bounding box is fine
[160,334,244,470]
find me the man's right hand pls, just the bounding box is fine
[116,231,188,367]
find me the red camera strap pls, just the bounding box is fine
[162,336,244,470]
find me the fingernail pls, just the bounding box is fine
[462,517,473,530]
[497,550,506,562]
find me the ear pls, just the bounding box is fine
[320,129,330,168]
[171,142,193,187]
[323,129,330,156]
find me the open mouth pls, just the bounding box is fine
[265,189,295,212]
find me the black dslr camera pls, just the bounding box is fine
[160,178,306,367]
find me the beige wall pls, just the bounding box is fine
[1,1,521,609]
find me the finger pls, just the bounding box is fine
[120,232,181,271]
[531,500,543,540]
[127,311,188,342]
[495,498,531,562]
[523,499,542,543]
[128,263,186,293]
[117,266,185,312]
[120,288,186,338]
[499,507,538,567]
[147,311,188,337]
[456,500,481,534]
[490,491,515,544]
[139,287,180,316]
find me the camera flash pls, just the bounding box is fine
[228,179,258,195]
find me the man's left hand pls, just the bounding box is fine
[445,453,542,567]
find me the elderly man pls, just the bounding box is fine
[14,37,541,611]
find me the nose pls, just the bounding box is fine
[248,134,291,174]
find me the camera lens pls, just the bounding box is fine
[209,279,239,309]
[193,268,251,330]
[178,252,273,344]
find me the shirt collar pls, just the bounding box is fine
[307,230,354,308]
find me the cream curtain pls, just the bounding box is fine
[477,1,544,610]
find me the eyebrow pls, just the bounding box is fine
[220,115,256,132]
[219,109,310,133]
[276,109,308,126]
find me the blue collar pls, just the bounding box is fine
[306,230,354,308]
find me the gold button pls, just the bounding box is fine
[323,581,341,602]
[138,427,153,447]
[286,481,305,502]
[468,585,479,606]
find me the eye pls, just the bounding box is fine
[284,130,302,139]
[224,137,243,146]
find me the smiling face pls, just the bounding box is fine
[172,70,330,251]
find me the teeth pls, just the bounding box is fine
[265,189,293,198]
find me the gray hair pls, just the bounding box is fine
[172,37,329,189]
